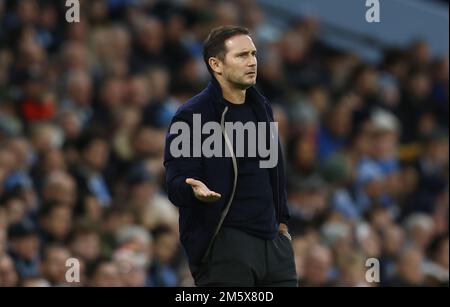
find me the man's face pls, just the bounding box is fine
[42,247,71,284]
[216,35,257,89]
[83,139,109,171]
[71,233,100,261]
[303,246,332,285]
[11,235,39,261]
[155,233,178,264]
[398,249,424,284]
[91,262,122,287]
[0,256,18,287]
[44,206,73,240]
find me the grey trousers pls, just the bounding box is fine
[194,227,298,287]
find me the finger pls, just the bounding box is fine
[206,192,221,199]
[195,186,211,195]
[197,190,210,198]
[204,191,220,198]
[185,178,200,186]
[201,194,221,202]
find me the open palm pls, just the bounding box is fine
[185,178,221,202]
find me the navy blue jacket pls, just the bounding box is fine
[163,78,289,267]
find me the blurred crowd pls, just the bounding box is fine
[0,0,448,287]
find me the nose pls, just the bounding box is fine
[248,55,257,67]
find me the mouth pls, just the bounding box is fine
[246,71,256,76]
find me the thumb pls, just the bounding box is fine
[185,178,198,186]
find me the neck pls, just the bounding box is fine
[216,77,246,104]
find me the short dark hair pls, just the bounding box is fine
[203,25,250,76]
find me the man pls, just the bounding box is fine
[7,220,41,279]
[40,244,72,286]
[164,26,297,286]
[0,254,19,287]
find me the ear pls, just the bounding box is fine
[208,57,222,75]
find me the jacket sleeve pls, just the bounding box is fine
[277,137,290,225]
[163,107,203,208]
[266,103,290,225]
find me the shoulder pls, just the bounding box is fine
[262,98,274,120]
[250,86,274,118]
[179,87,215,113]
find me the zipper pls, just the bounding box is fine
[262,102,280,223]
[201,106,238,263]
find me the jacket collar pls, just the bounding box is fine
[206,77,268,108]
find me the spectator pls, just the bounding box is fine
[125,165,178,232]
[0,254,19,287]
[298,244,334,287]
[288,174,329,235]
[68,220,101,267]
[388,247,425,287]
[71,132,112,214]
[19,275,50,287]
[317,97,353,161]
[379,224,406,284]
[40,171,77,207]
[424,232,449,286]
[87,257,122,287]
[404,213,436,252]
[114,225,153,287]
[60,70,93,129]
[38,201,73,245]
[335,252,370,287]
[7,220,40,278]
[0,188,28,225]
[39,244,72,286]
[148,226,179,287]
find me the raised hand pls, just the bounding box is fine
[185,178,222,202]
